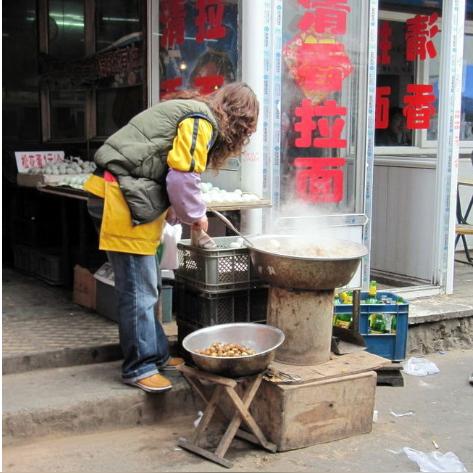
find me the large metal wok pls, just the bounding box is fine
[247,235,368,290]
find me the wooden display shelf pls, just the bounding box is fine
[35,185,272,210]
[37,185,89,201]
[207,199,272,211]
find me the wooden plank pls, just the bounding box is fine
[191,385,223,444]
[269,351,390,386]
[177,365,237,388]
[236,429,261,446]
[224,386,277,453]
[177,438,233,469]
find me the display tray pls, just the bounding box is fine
[207,198,272,211]
[37,185,89,200]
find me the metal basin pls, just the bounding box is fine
[182,323,285,377]
[248,235,368,290]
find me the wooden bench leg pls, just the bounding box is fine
[214,375,263,458]
[191,385,224,444]
[223,379,278,453]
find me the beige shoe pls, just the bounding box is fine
[161,357,185,371]
[125,374,173,393]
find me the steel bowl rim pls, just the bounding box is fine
[247,234,368,262]
[182,323,285,360]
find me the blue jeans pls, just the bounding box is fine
[87,196,169,381]
[107,251,170,382]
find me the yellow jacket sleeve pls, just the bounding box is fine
[167,117,214,174]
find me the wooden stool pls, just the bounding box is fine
[176,365,277,468]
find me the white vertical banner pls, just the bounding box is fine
[240,0,269,234]
[434,0,466,294]
[361,0,379,288]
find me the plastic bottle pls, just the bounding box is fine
[369,280,377,298]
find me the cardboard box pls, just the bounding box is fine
[94,263,119,322]
[73,265,96,310]
[16,173,45,188]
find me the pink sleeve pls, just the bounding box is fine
[166,169,206,225]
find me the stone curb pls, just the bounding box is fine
[3,336,180,375]
[3,361,200,446]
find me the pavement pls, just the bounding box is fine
[3,264,473,375]
[3,350,473,473]
[2,264,473,471]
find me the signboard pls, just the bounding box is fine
[14,151,65,173]
[283,0,353,204]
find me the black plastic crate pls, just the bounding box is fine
[13,244,36,274]
[175,282,268,327]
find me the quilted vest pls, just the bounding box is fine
[94,99,219,225]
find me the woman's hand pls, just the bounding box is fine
[192,216,209,232]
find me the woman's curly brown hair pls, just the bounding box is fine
[205,82,259,169]
[163,82,259,169]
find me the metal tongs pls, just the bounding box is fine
[264,368,303,384]
[209,210,255,248]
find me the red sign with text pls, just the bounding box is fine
[376,15,439,132]
[286,1,352,203]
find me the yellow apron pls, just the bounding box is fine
[84,172,167,256]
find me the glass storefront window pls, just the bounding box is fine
[158,0,240,99]
[375,19,414,147]
[3,0,40,142]
[95,0,142,52]
[96,86,143,137]
[48,0,85,60]
[278,0,369,213]
[94,0,145,137]
[425,31,473,143]
[50,89,86,140]
[375,4,473,149]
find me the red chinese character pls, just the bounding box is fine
[193,75,225,95]
[195,0,226,43]
[378,21,392,65]
[406,12,440,62]
[294,99,317,147]
[35,154,44,168]
[294,157,346,203]
[403,84,436,129]
[295,42,353,93]
[294,99,347,148]
[375,86,391,129]
[21,155,31,169]
[160,77,183,98]
[160,0,185,48]
[313,100,347,148]
[298,0,351,35]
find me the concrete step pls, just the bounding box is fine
[3,343,122,375]
[3,336,180,375]
[2,361,198,446]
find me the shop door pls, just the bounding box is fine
[262,0,378,289]
[370,1,466,294]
